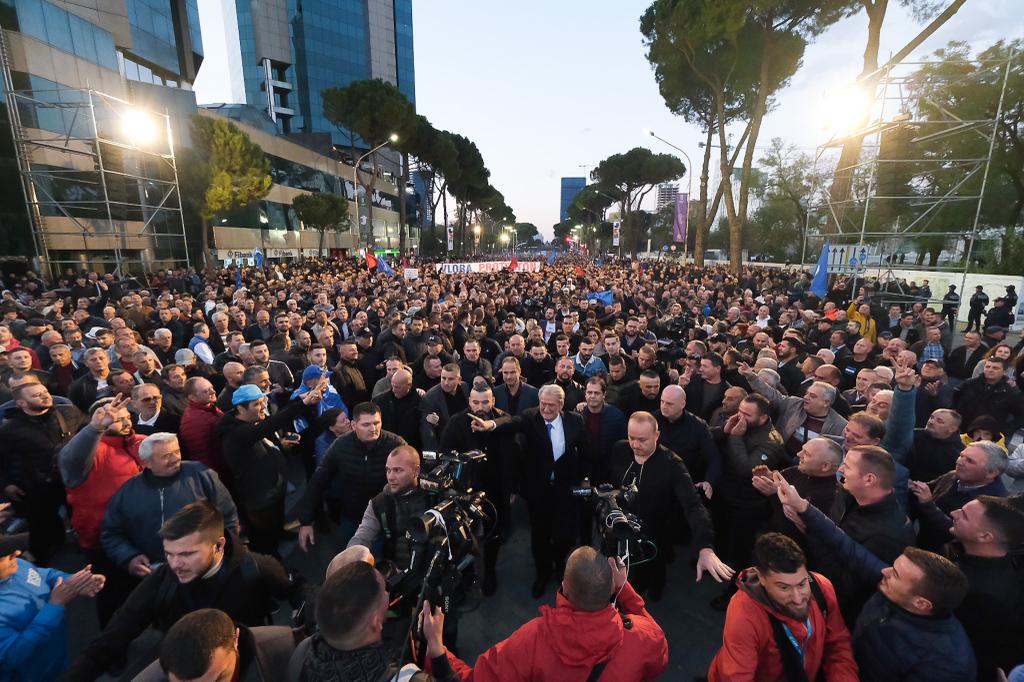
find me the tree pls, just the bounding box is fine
[322,79,417,247]
[590,148,684,256]
[180,115,272,271]
[514,222,540,243]
[640,0,853,271]
[445,134,490,256]
[292,192,352,256]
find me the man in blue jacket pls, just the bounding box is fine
[776,473,977,681]
[100,432,238,579]
[0,532,105,681]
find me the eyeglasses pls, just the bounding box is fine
[139,395,161,402]
[688,354,703,361]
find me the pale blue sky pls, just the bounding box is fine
[410,0,1022,238]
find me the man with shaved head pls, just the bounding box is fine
[657,384,719,495]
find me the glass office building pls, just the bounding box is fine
[560,177,587,222]
[202,0,415,148]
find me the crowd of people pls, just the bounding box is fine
[0,256,1023,681]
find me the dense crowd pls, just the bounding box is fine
[1,257,1023,681]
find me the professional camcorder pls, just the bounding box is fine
[573,483,651,562]
[387,450,492,615]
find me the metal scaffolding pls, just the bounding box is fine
[1,33,189,278]
[802,48,1016,293]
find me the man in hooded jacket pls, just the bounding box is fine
[457,546,668,681]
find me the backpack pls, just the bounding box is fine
[765,575,828,682]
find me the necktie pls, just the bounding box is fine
[547,422,555,481]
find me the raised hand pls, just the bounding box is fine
[774,471,808,513]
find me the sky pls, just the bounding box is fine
[409,0,1023,239]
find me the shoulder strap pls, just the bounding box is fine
[586,660,609,682]
[808,575,828,617]
[767,613,810,682]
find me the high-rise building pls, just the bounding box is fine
[656,182,678,211]
[0,0,205,273]
[197,0,414,147]
[560,177,586,222]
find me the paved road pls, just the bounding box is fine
[59,488,726,680]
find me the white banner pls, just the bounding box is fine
[434,261,542,274]
[446,226,454,252]
[217,249,256,261]
[404,268,419,280]
[612,221,620,247]
[266,248,299,259]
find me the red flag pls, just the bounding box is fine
[508,255,519,272]
[574,265,586,278]
[365,253,377,270]
[402,256,408,269]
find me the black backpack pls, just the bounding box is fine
[765,576,829,682]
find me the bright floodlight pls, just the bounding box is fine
[122,108,158,146]
[388,133,399,143]
[821,85,871,137]
[472,224,481,236]
[499,233,510,243]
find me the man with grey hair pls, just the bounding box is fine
[739,362,848,459]
[470,381,588,597]
[101,432,238,579]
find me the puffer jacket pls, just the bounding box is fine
[0,559,70,682]
[0,404,85,490]
[101,462,239,567]
[464,581,668,681]
[292,637,460,682]
[708,569,858,682]
[853,592,976,682]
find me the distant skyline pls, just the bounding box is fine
[193,1,1023,240]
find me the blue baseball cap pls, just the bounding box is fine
[232,384,269,406]
[301,365,329,383]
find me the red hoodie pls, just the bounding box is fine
[708,569,858,682]
[455,582,667,681]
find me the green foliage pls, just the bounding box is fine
[292,192,352,254]
[567,185,615,226]
[181,115,272,269]
[322,79,417,150]
[514,222,540,242]
[590,147,684,255]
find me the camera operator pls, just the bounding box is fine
[346,445,428,569]
[439,380,516,595]
[293,561,463,682]
[466,546,668,680]
[601,411,734,600]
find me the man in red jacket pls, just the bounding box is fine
[448,546,668,680]
[178,377,229,487]
[708,533,858,682]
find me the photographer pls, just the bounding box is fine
[601,411,733,600]
[466,546,668,680]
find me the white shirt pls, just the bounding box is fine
[137,409,160,427]
[545,414,565,463]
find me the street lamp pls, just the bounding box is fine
[644,128,693,261]
[353,133,399,246]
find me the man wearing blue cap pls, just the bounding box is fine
[215,378,326,558]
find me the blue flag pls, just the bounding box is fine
[235,263,242,289]
[377,255,395,277]
[547,251,556,266]
[810,239,831,299]
[595,257,604,266]
[586,290,614,306]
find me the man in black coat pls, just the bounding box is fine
[61,501,300,682]
[470,384,588,597]
[601,411,734,600]
[492,356,539,416]
[296,401,406,550]
[0,380,85,564]
[373,366,421,449]
[546,356,584,412]
[440,382,518,595]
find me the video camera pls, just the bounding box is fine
[387,450,491,615]
[572,483,649,561]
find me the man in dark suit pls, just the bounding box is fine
[418,363,470,453]
[492,356,539,416]
[471,383,588,597]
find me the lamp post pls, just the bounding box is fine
[472,224,481,257]
[353,133,398,249]
[644,129,693,262]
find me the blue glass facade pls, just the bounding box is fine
[126,0,179,74]
[0,0,119,72]
[560,177,586,222]
[394,0,414,104]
